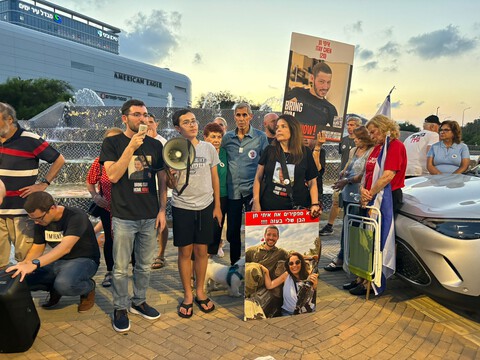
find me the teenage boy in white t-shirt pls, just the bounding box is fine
[169,109,222,318]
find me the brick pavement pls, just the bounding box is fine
[3,218,480,359]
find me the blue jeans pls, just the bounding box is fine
[112,217,156,310]
[27,258,98,296]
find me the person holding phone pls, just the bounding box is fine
[100,99,167,333]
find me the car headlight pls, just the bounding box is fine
[421,218,480,240]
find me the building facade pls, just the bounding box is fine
[0,0,191,108]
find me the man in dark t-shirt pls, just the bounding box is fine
[100,99,166,333]
[284,62,338,139]
[6,192,99,313]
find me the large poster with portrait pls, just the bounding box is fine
[282,32,355,142]
[244,210,320,321]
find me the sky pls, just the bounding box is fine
[58,0,480,126]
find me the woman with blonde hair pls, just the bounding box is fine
[346,115,407,296]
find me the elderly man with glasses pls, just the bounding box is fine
[6,191,99,313]
[100,99,167,333]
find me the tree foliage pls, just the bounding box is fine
[398,122,420,132]
[195,90,263,110]
[462,118,480,146]
[0,77,73,119]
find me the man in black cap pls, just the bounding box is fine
[403,115,440,177]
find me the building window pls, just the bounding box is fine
[71,61,94,72]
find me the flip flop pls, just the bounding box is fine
[194,297,215,313]
[178,302,193,318]
[323,262,343,272]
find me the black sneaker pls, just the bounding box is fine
[349,283,367,296]
[319,225,334,236]
[129,302,161,320]
[41,290,62,309]
[112,309,130,332]
[342,280,359,290]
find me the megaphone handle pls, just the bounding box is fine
[165,168,178,190]
[175,141,193,196]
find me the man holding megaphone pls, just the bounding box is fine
[167,109,222,318]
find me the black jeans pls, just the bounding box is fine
[208,196,228,255]
[227,194,252,265]
[98,207,114,271]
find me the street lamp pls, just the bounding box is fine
[462,107,471,128]
[436,106,440,116]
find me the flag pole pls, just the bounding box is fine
[387,86,396,96]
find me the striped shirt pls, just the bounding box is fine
[0,127,61,215]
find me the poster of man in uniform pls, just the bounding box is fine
[283,32,355,142]
[244,210,320,320]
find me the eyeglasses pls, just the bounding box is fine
[288,260,301,266]
[29,211,48,222]
[235,113,250,118]
[128,112,150,118]
[180,120,199,127]
[439,128,452,133]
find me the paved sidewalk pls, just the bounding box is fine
[4,219,480,359]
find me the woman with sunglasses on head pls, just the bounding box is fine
[252,114,320,217]
[427,120,470,175]
[260,252,318,316]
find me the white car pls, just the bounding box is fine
[395,172,480,310]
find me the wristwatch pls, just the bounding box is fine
[40,178,51,186]
[32,259,41,269]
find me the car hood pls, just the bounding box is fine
[400,174,480,219]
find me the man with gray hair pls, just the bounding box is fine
[0,102,65,268]
[222,102,269,265]
[263,113,279,144]
[404,115,440,177]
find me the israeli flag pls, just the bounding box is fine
[376,94,392,118]
[369,134,395,295]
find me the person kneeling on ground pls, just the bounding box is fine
[6,191,99,313]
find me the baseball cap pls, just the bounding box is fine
[424,115,440,125]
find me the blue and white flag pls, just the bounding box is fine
[369,134,395,295]
[376,94,391,118]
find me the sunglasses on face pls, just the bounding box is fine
[288,260,301,266]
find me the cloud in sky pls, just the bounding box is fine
[344,21,363,36]
[359,48,374,61]
[384,27,394,38]
[415,101,425,107]
[120,10,181,63]
[391,101,402,109]
[378,41,400,58]
[408,25,477,59]
[362,61,378,71]
[193,53,202,65]
[62,0,109,12]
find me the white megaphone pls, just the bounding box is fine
[162,137,196,195]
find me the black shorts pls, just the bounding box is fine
[172,202,214,247]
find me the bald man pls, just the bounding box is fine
[263,113,279,144]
